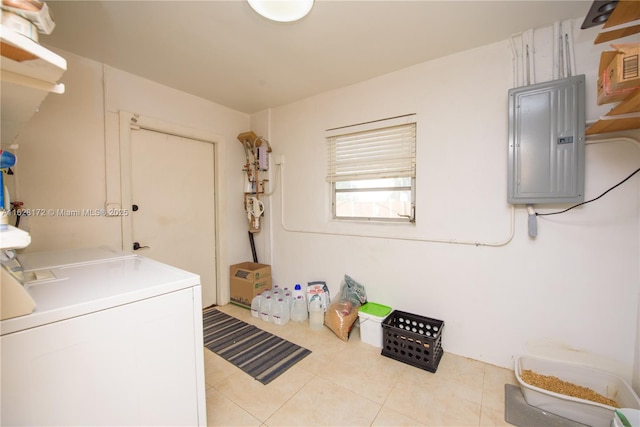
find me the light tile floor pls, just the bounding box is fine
[204,304,517,426]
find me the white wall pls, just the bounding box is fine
[264,19,640,381]
[11,49,253,304]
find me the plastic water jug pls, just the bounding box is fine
[250,293,262,318]
[260,295,273,322]
[272,298,290,326]
[309,298,324,330]
[292,283,304,300]
[291,295,308,322]
[284,291,293,312]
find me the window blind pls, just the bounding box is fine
[327,121,416,183]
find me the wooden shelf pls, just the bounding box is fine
[588,1,640,136]
[0,25,66,81]
[594,1,640,44]
[1,24,67,144]
[586,91,640,135]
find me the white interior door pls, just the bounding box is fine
[131,128,216,307]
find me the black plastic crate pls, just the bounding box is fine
[381,310,444,373]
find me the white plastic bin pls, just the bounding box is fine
[358,303,392,347]
[612,408,640,427]
[515,355,640,427]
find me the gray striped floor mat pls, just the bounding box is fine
[203,307,311,385]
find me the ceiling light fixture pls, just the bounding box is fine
[247,0,314,22]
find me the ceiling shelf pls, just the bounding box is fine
[1,24,67,145]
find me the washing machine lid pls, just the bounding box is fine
[1,254,200,335]
[16,246,133,270]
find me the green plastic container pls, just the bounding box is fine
[358,302,392,347]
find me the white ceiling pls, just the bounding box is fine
[41,1,592,114]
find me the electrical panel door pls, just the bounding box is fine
[508,75,585,204]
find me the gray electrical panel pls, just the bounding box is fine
[508,75,585,204]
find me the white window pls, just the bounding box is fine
[326,115,416,222]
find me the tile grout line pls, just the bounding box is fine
[373,362,409,426]
[478,363,488,426]
[261,372,319,425]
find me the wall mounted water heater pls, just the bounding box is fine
[507,75,586,204]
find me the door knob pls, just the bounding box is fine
[132,204,139,211]
[133,242,149,251]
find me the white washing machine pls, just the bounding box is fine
[1,247,207,426]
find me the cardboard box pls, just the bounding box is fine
[597,43,640,105]
[606,44,639,90]
[229,262,272,308]
[597,75,634,104]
